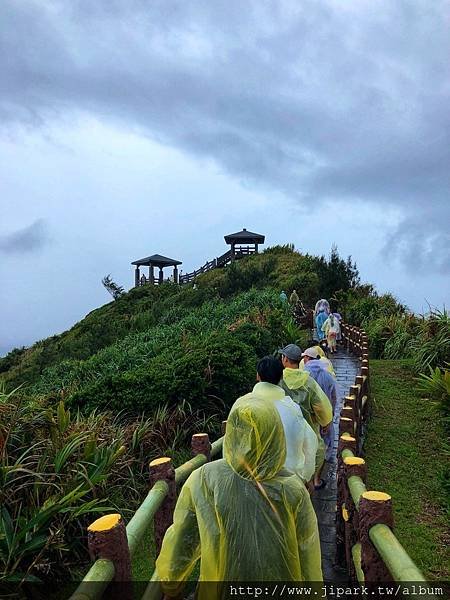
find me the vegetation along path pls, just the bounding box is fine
[363,360,449,580]
[312,347,360,583]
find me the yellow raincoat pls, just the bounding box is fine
[280,368,333,469]
[232,382,318,482]
[155,398,323,598]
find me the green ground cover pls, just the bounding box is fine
[364,360,449,580]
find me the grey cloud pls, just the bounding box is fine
[0,0,449,269]
[383,212,450,275]
[0,219,50,254]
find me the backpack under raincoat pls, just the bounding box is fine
[155,397,323,598]
[280,368,333,469]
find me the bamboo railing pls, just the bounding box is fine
[69,436,224,600]
[337,323,428,588]
[68,324,433,599]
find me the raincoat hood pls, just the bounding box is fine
[283,368,310,390]
[224,397,286,481]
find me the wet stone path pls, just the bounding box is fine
[311,347,360,583]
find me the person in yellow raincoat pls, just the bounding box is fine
[278,344,333,490]
[155,397,323,599]
[231,355,318,483]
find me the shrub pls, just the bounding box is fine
[69,330,257,413]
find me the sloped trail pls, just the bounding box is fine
[312,348,360,583]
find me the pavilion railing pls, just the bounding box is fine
[179,247,255,284]
[337,323,430,590]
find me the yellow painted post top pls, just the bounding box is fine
[192,433,208,438]
[340,417,352,422]
[340,434,356,442]
[345,395,356,402]
[363,491,391,502]
[344,457,365,466]
[88,514,121,532]
[149,457,172,467]
[342,504,349,521]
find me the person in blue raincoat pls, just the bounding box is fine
[315,309,328,341]
[301,347,338,466]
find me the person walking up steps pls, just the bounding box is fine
[155,397,323,599]
[278,344,333,491]
[232,356,317,484]
[321,313,340,353]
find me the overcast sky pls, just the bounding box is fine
[1,0,449,356]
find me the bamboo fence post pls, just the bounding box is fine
[343,394,359,445]
[149,457,176,554]
[342,473,358,580]
[342,456,367,582]
[191,432,211,461]
[349,385,361,427]
[359,491,394,584]
[339,416,354,437]
[336,461,348,570]
[87,514,132,600]
[354,376,365,446]
[221,420,227,435]
[338,433,357,455]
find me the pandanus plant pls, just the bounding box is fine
[0,387,122,583]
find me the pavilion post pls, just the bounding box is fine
[149,265,154,285]
[158,268,164,284]
[134,267,140,288]
[231,242,235,261]
[173,266,178,284]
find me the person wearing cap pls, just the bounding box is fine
[231,356,317,483]
[278,344,333,490]
[300,345,336,377]
[302,348,338,470]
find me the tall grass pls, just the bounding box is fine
[0,384,219,584]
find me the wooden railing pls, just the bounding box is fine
[68,324,432,598]
[69,432,225,600]
[178,247,255,285]
[337,323,428,587]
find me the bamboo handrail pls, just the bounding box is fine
[340,447,426,582]
[69,436,224,600]
[369,524,427,582]
[142,438,224,600]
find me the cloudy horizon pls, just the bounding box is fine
[1,0,449,357]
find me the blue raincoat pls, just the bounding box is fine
[315,311,328,341]
[303,360,338,462]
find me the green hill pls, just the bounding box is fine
[0,245,357,413]
[1,243,448,588]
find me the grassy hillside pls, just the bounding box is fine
[1,246,357,412]
[365,361,449,580]
[1,243,448,588]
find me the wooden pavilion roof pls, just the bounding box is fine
[224,228,265,244]
[131,254,182,267]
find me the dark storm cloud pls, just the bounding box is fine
[0,220,50,254]
[0,0,449,268]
